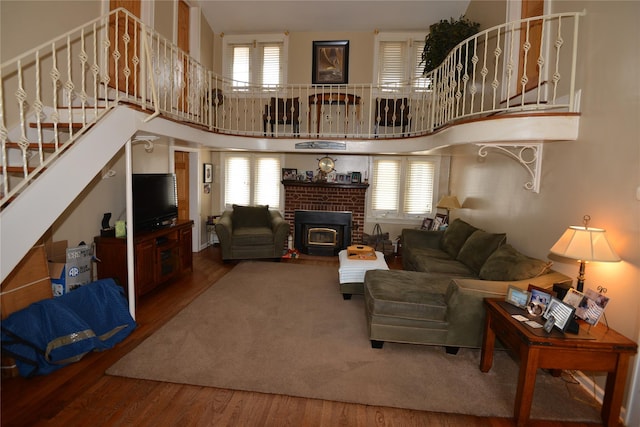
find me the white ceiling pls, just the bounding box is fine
[194,1,471,34]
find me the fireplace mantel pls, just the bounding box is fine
[282,180,369,190]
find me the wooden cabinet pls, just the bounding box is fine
[95,220,194,297]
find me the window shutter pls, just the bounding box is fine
[259,43,282,87]
[411,39,430,89]
[224,155,251,206]
[403,160,435,214]
[254,156,281,209]
[378,41,406,86]
[371,159,400,212]
[229,44,250,88]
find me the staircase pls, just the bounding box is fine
[0,9,586,283]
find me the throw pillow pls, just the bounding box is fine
[232,204,271,228]
[440,219,478,258]
[479,244,553,281]
[456,230,507,273]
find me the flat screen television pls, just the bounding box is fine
[132,173,178,232]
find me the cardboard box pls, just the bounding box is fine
[1,245,52,319]
[49,243,93,296]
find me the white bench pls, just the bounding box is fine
[338,249,389,299]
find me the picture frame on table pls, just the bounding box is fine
[542,296,576,332]
[563,288,610,326]
[282,168,298,181]
[505,285,530,309]
[203,163,213,183]
[431,213,447,231]
[351,171,362,184]
[421,217,434,230]
[312,40,349,85]
[527,284,556,317]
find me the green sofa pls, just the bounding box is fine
[215,205,289,261]
[364,219,572,352]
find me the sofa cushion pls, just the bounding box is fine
[479,244,553,281]
[440,219,479,258]
[364,270,449,322]
[456,230,506,273]
[232,226,274,245]
[232,204,271,229]
[412,257,476,277]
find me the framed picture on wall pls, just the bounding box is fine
[203,163,213,183]
[312,40,349,85]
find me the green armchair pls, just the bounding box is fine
[215,205,289,261]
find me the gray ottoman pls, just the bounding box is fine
[364,269,456,352]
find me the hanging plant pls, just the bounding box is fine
[421,16,480,75]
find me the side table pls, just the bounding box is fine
[480,298,637,427]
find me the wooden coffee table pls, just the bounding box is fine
[480,298,637,427]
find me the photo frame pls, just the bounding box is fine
[527,285,555,317]
[505,285,530,309]
[563,288,610,326]
[421,217,434,230]
[542,296,576,332]
[351,171,361,184]
[282,168,298,181]
[203,163,213,183]
[431,213,447,231]
[312,40,349,85]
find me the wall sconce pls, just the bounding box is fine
[549,215,620,292]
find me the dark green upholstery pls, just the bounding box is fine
[366,219,572,351]
[455,230,506,273]
[479,244,553,281]
[215,206,289,261]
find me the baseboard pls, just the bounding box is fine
[572,369,628,422]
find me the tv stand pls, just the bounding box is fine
[94,220,194,297]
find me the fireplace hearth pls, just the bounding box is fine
[295,210,352,256]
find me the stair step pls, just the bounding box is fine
[29,122,85,130]
[0,166,39,174]
[5,141,58,151]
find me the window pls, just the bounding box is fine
[222,153,283,210]
[374,33,429,90]
[223,34,287,89]
[369,156,438,219]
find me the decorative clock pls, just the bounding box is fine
[317,156,336,173]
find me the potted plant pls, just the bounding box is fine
[421,16,480,75]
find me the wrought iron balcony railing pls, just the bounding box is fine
[0,8,584,207]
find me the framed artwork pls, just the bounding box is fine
[312,40,349,85]
[282,168,298,181]
[203,163,213,183]
[351,171,361,184]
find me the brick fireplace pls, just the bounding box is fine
[283,181,368,252]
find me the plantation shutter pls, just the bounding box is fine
[371,159,401,212]
[403,160,435,214]
[378,41,406,86]
[254,156,281,209]
[227,44,250,88]
[259,43,283,87]
[224,155,251,206]
[410,39,430,89]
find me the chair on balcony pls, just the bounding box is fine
[374,98,410,137]
[263,97,300,136]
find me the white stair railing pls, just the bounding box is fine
[0,9,585,209]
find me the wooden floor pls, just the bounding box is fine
[1,247,604,427]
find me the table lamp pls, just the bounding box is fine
[549,215,620,292]
[436,195,461,224]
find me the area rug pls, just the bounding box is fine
[107,261,601,421]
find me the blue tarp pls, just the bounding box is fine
[1,278,136,377]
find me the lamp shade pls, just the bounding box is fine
[549,226,620,262]
[437,195,461,210]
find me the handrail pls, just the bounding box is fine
[0,9,584,208]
